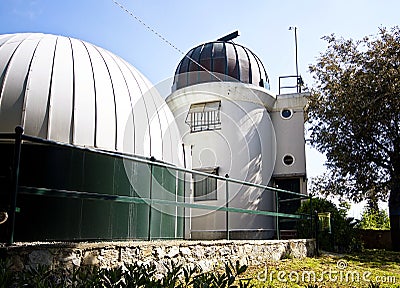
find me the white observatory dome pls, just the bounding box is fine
[0,33,182,165]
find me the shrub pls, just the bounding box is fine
[0,259,254,288]
[357,207,390,230]
[297,197,362,252]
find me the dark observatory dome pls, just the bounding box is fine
[173,41,269,91]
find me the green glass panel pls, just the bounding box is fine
[15,195,82,241]
[111,202,130,239]
[82,152,114,195]
[176,171,185,238]
[113,158,132,197]
[4,141,189,242]
[150,166,177,239]
[131,161,151,239]
[80,199,112,240]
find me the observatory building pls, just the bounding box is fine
[0,32,308,242]
[166,32,308,239]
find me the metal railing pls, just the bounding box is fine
[278,75,304,94]
[0,127,313,244]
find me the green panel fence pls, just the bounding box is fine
[0,127,313,244]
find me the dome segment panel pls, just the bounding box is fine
[0,34,41,134]
[150,86,171,159]
[69,38,96,147]
[198,42,212,84]
[0,33,17,46]
[128,66,155,158]
[48,36,74,143]
[0,36,25,106]
[140,75,164,160]
[187,45,202,87]
[212,42,226,76]
[236,45,250,83]
[83,42,116,151]
[225,42,239,81]
[248,49,261,88]
[254,53,268,87]
[23,34,57,139]
[97,46,133,152]
[176,51,189,74]
[109,55,141,155]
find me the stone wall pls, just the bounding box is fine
[0,239,316,273]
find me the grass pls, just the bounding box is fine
[243,249,400,288]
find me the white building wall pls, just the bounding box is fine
[167,82,278,238]
[271,93,309,178]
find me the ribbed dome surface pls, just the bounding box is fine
[173,41,269,91]
[0,33,182,165]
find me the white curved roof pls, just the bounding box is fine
[0,33,182,165]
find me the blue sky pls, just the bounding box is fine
[2,0,399,94]
[1,0,399,216]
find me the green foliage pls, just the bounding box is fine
[0,259,14,288]
[307,26,400,203]
[297,197,362,252]
[0,259,253,288]
[307,26,400,250]
[358,207,391,230]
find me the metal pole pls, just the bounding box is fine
[294,27,298,79]
[147,157,155,241]
[182,170,186,239]
[275,190,280,240]
[294,27,300,93]
[315,210,319,257]
[8,126,23,245]
[289,26,299,92]
[309,195,313,239]
[225,174,229,240]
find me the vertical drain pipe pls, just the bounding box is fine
[147,157,155,241]
[309,195,314,239]
[8,126,23,245]
[225,174,229,240]
[275,190,280,240]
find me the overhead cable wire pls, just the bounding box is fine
[111,0,223,83]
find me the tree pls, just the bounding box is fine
[308,26,400,251]
[358,207,391,230]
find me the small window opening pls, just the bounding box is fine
[280,109,293,119]
[193,167,219,201]
[185,101,221,133]
[283,154,295,166]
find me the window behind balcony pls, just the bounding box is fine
[185,101,221,133]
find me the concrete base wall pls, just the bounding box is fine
[1,239,316,273]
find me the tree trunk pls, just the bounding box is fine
[389,176,400,251]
